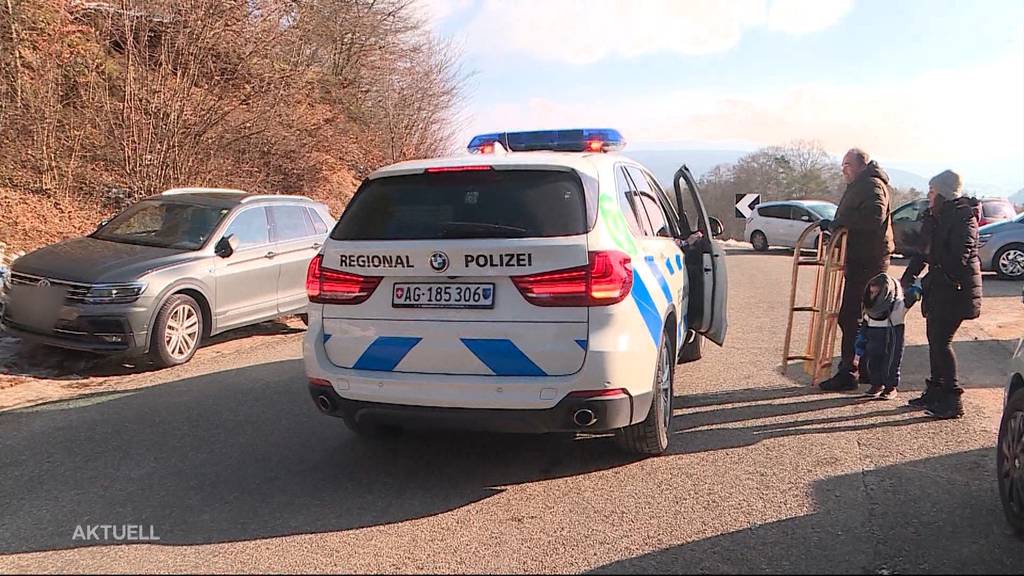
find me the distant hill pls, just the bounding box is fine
[628,149,930,191]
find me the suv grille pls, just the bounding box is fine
[9,272,91,303]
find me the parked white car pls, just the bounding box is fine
[744,200,838,251]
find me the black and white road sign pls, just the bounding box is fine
[735,193,761,218]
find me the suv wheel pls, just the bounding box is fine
[151,294,203,367]
[995,244,1024,280]
[751,231,768,252]
[999,388,1024,539]
[616,329,673,455]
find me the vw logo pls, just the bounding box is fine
[37,278,51,288]
[429,251,449,273]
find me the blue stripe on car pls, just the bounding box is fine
[323,333,332,344]
[666,258,675,275]
[461,339,547,376]
[575,339,588,350]
[676,254,683,270]
[352,336,422,371]
[644,256,673,303]
[630,274,662,347]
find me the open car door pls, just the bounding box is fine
[672,166,728,345]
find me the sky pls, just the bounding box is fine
[416,0,1024,194]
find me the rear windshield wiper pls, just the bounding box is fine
[439,221,528,238]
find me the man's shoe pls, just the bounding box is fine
[864,385,883,398]
[907,379,939,409]
[819,372,858,392]
[877,387,898,401]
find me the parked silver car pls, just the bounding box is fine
[979,212,1024,280]
[1,188,334,366]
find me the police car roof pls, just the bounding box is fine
[367,151,641,181]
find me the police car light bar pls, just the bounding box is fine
[468,128,626,154]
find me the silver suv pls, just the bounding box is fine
[1,188,334,366]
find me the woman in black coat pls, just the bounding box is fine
[901,170,983,419]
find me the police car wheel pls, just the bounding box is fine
[678,330,703,363]
[616,328,673,455]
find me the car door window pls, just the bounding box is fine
[223,207,269,249]
[642,171,682,238]
[892,202,922,223]
[758,205,788,220]
[625,166,661,237]
[615,166,645,237]
[271,205,315,242]
[791,206,814,223]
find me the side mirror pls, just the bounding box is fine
[801,215,812,223]
[709,217,724,238]
[215,235,239,258]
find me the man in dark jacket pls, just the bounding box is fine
[901,170,982,418]
[819,149,895,391]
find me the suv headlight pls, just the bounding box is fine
[84,282,147,305]
[979,233,992,247]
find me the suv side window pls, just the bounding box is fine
[224,207,269,248]
[641,170,681,238]
[615,166,645,237]
[271,205,315,242]
[307,207,329,234]
[624,166,663,237]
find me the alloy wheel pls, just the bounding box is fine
[164,303,200,360]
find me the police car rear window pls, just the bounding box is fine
[332,170,588,240]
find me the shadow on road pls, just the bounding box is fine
[0,358,636,554]
[672,385,931,455]
[589,447,1024,574]
[0,317,304,380]
[778,337,1014,391]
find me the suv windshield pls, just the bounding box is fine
[332,169,587,240]
[93,200,229,250]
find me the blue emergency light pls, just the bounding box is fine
[468,128,626,154]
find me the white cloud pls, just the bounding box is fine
[462,50,1024,186]
[446,0,853,64]
[766,0,855,34]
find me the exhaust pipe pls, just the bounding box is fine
[316,394,335,413]
[573,408,597,427]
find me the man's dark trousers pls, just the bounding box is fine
[837,257,890,376]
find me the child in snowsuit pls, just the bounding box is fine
[858,273,920,400]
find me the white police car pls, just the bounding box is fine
[303,129,728,454]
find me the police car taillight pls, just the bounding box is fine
[512,251,632,307]
[306,254,381,305]
[468,128,625,154]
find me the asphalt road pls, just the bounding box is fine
[1,250,1022,574]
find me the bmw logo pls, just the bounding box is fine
[429,251,449,273]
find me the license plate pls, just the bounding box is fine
[8,284,67,330]
[392,283,495,309]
